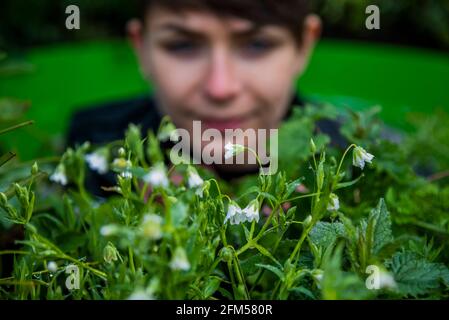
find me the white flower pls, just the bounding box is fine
[49,164,68,186]
[141,214,163,240]
[112,158,132,170]
[224,142,245,160]
[195,188,204,198]
[100,224,120,236]
[47,261,58,272]
[85,151,108,174]
[378,270,397,290]
[312,269,324,289]
[143,164,169,188]
[224,200,260,225]
[352,146,374,170]
[327,193,340,211]
[120,171,133,179]
[169,247,190,271]
[128,289,155,300]
[242,199,260,223]
[187,168,204,189]
[187,167,204,197]
[224,202,245,225]
[157,121,177,142]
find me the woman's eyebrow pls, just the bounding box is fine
[155,23,208,39]
[154,22,264,39]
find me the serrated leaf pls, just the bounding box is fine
[309,221,346,249]
[386,251,449,297]
[369,198,393,254]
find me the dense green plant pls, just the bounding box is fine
[1,101,448,300]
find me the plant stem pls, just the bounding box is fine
[334,144,356,187]
[128,247,136,274]
[0,120,34,136]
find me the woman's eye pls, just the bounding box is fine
[241,39,276,56]
[163,41,200,56]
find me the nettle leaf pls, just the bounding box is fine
[368,198,393,255]
[386,251,449,297]
[309,221,346,250]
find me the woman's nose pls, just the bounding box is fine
[203,49,241,103]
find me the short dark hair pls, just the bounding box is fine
[140,0,310,45]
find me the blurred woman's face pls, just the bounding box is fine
[129,7,319,169]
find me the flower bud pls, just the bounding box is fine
[310,138,316,154]
[47,261,58,272]
[100,224,120,236]
[118,147,126,158]
[303,215,312,227]
[141,214,163,240]
[31,162,39,175]
[81,141,91,151]
[0,192,8,206]
[169,247,190,271]
[220,247,234,263]
[317,162,324,191]
[103,242,119,264]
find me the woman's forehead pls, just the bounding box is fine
[145,8,286,36]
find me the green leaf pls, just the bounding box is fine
[242,224,251,242]
[203,277,221,298]
[288,286,317,300]
[309,221,346,250]
[285,177,305,199]
[171,201,188,226]
[368,198,393,254]
[254,244,282,269]
[321,244,371,300]
[335,173,364,190]
[255,263,285,282]
[240,253,264,275]
[386,251,449,297]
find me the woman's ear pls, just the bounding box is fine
[293,14,322,76]
[127,18,151,79]
[127,18,144,53]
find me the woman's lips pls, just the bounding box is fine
[202,117,249,131]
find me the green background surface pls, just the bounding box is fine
[1,39,448,160]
